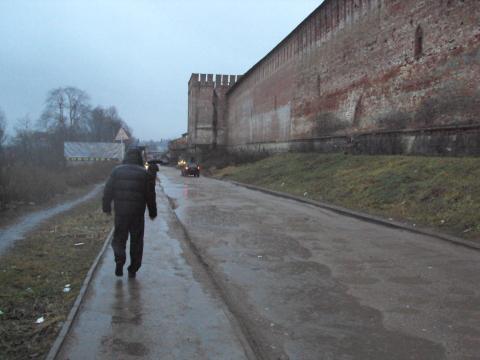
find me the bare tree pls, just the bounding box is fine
[0,107,6,148]
[13,115,33,162]
[15,114,32,133]
[40,88,66,130]
[88,106,130,142]
[40,87,91,139]
[105,106,133,139]
[0,108,6,209]
[64,86,91,129]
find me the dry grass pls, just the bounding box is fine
[0,196,112,359]
[0,162,114,209]
[215,153,480,241]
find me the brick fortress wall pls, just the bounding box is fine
[190,0,480,155]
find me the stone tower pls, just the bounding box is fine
[187,73,241,152]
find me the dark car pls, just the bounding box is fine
[181,162,200,177]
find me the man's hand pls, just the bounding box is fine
[149,211,157,221]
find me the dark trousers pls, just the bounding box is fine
[112,214,145,273]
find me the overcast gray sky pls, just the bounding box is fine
[0,0,321,140]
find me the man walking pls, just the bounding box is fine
[146,160,160,183]
[103,147,157,278]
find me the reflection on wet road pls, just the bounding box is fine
[160,167,480,360]
[57,180,249,359]
[0,184,103,255]
[57,167,480,360]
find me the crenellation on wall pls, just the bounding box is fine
[188,0,480,156]
[222,74,229,86]
[189,73,199,85]
[187,72,242,150]
[189,73,240,88]
[225,0,389,92]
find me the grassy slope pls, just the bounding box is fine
[215,153,480,241]
[0,196,111,359]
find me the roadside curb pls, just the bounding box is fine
[161,190,261,360]
[221,179,480,251]
[45,228,114,360]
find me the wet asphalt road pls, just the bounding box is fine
[159,167,480,360]
[59,167,480,359]
[57,180,250,360]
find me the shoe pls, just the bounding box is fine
[128,271,136,278]
[115,264,123,277]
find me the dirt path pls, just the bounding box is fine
[0,184,103,255]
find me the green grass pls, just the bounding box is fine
[0,196,112,359]
[215,153,480,241]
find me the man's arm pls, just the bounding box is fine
[102,171,115,214]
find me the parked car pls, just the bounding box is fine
[181,162,200,177]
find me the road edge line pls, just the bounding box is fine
[45,227,114,360]
[220,178,480,251]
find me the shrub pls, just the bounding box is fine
[0,162,115,208]
[200,149,269,171]
[64,162,115,187]
[3,165,67,203]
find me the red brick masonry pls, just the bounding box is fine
[189,0,480,155]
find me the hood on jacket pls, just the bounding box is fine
[123,148,143,166]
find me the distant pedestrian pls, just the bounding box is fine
[103,147,157,278]
[147,161,159,184]
[146,162,159,212]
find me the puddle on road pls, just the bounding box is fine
[159,173,193,222]
[166,196,178,210]
[159,173,190,202]
[0,184,103,255]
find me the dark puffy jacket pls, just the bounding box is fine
[103,151,157,217]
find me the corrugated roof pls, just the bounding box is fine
[64,142,125,160]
